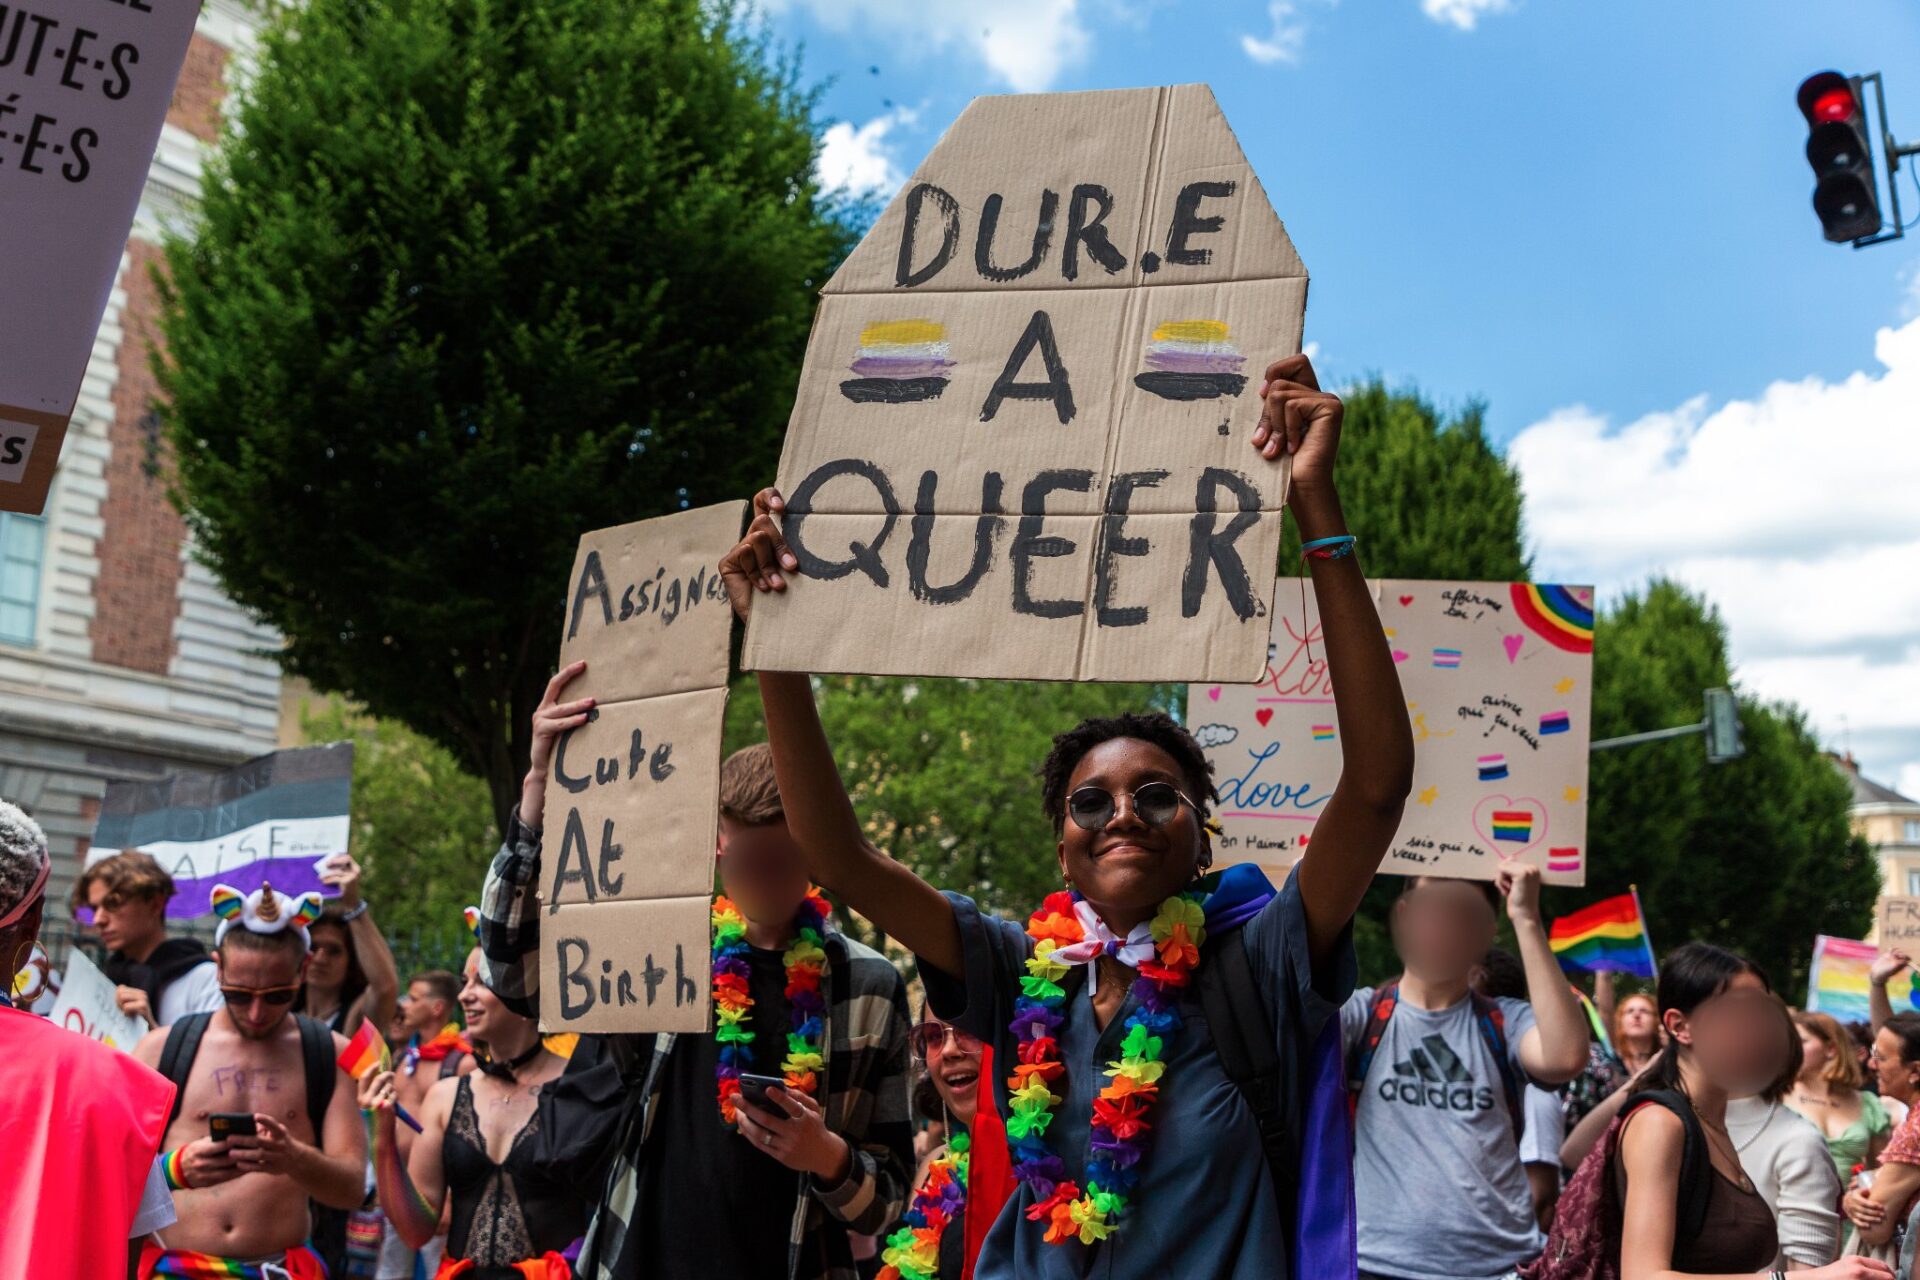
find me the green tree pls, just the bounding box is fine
[158,0,853,831]
[726,381,1528,970]
[1579,580,1877,997]
[299,699,497,971]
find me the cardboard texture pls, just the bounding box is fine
[1879,896,1920,952]
[539,502,744,1034]
[0,0,202,515]
[744,84,1308,682]
[1192,579,1595,885]
[539,898,712,1034]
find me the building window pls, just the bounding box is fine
[1908,868,1920,898]
[1908,819,1920,844]
[0,511,45,645]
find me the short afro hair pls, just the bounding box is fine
[1038,712,1215,835]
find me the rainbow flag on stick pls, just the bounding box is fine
[337,1021,423,1133]
[1549,888,1657,978]
[1807,935,1920,1022]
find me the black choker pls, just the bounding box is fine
[474,1040,543,1081]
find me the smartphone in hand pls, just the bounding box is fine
[209,1112,258,1143]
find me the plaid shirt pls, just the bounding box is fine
[479,811,913,1280]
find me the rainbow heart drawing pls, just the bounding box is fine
[1472,795,1548,860]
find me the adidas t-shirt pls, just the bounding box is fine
[1340,987,1540,1280]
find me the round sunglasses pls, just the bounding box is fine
[909,1021,982,1061]
[1065,781,1204,833]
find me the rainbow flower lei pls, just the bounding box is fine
[877,1131,970,1280]
[1009,888,1207,1247]
[712,889,832,1126]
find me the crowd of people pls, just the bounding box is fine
[2,356,1916,1279]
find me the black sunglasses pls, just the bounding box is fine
[1066,782,1203,833]
[221,984,301,1008]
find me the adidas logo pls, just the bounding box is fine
[1375,1033,1497,1113]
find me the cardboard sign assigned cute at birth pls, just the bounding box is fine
[1191,580,1596,884]
[0,0,203,514]
[743,84,1308,682]
[538,502,745,1034]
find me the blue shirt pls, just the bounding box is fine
[922,868,1355,1280]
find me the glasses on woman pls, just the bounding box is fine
[221,983,302,1008]
[1066,782,1203,832]
[909,1021,982,1061]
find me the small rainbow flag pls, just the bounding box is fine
[1550,890,1656,978]
[1808,935,1920,1022]
[1432,648,1462,669]
[1540,710,1571,735]
[1490,810,1533,842]
[1477,753,1509,781]
[337,1022,422,1132]
[1311,724,1335,742]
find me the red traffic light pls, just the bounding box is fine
[1811,88,1858,123]
[1799,71,1862,125]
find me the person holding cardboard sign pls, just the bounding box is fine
[474,709,914,1280]
[723,353,1415,1279]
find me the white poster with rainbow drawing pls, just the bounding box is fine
[1189,579,1595,885]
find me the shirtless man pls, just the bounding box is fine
[132,883,368,1279]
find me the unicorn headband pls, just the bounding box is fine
[210,881,324,951]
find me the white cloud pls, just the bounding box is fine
[1512,314,1920,795]
[771,0,1089,93]
[1241,2,1311,65]
[817,107,916,197]
[1901,763,1920,801]
[1421,0,1514,30]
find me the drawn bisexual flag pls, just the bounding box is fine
[85,743,354,921]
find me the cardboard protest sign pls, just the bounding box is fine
[1879,896,1920,952]
[51,949,148,1051]
[539,501,744,1033]
[86,744,355,919]
[1191,579,1595,884]
[0,0,203,515]
[744,84,1307,682]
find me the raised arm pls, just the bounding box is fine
[1503,865,1591,1085]
[360,1069,453,1250]
[324,854,398,1037]
[1871,949,1910,1034]
[1257,355,1415,964]
[721,492,964,978]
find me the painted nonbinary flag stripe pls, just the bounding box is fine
[1550,892,1655,978]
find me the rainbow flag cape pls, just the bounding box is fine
[1807,935,1920,1022]
[1549,890,1656,978]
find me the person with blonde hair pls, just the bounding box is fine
[1789,1009,1892,1184]
[1614,991,1663,1077]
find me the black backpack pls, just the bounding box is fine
[158,1012,345,1275]
[1194,928,1301,1238]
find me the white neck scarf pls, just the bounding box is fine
[1048,898,1156,970]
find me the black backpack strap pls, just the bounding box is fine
[1469,991,1526,1145]
[1347,980,1399,1115]
[158,1012,213,1130]
[1197,930,1296,1221]
[1621,1090,1713,1246]
[440,1048,468,1080]
[295,1014,336,1141]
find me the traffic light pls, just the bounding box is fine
[1798,71,1882,243]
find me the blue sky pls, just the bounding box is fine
[768,0,1920,798]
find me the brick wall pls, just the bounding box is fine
[91,240,186,676]
[166,34,229,143]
